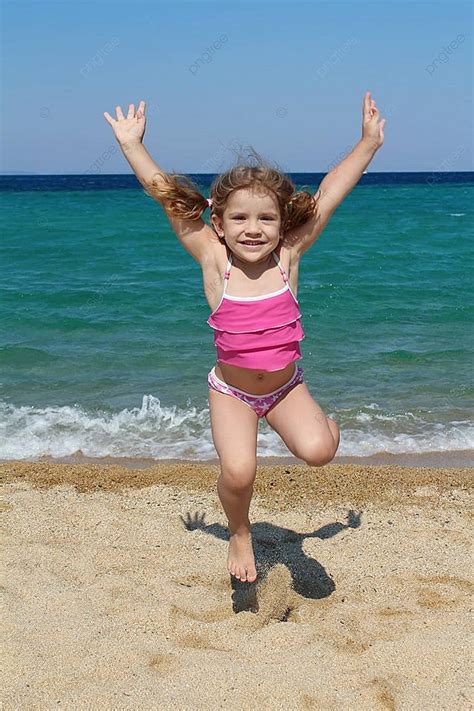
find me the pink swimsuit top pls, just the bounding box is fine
[207,250,304,371]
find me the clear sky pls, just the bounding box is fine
[1,0,472,174]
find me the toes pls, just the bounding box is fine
[229,564,258,582]
[228,560,257,582]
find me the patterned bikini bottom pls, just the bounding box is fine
[207,362,305,418]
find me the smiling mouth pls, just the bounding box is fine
[241,241,265,246]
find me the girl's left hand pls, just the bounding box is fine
[361,91,386,149]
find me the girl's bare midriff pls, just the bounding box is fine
[215,360,297,395]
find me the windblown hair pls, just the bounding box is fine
[146,146,320,239]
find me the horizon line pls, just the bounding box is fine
[1,170,473,177]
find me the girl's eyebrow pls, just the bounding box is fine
[228,210,278,216]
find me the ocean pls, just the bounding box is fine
[1,172,473,463]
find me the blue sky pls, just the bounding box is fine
[1,0,472,174]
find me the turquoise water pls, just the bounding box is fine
[1,175,473,460]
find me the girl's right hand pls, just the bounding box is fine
[103,100,147,147]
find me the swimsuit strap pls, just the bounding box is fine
[224,252,232,279]
[222,252,232,295]
[272,251,289,283]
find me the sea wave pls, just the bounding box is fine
[1,397,473,461]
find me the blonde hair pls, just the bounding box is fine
[147,146,320,238]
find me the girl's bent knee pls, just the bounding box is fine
[303,441,337,467]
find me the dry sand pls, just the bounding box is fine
[1,459,473,710]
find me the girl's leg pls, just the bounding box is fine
[208,386,259,582]
[265,381,340,465]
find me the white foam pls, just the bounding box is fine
[0,398,473,461]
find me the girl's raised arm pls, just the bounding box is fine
[287,92,386,259]
[103,101,216,264]
[103,101,163,189]
[316,91,385,211]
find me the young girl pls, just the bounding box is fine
[104,93,385,584]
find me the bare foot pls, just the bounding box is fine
[227,528,257,582]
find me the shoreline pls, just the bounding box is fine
[1,448,472,470]
[1,456,472,511]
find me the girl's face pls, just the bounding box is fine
[211,188,282,264]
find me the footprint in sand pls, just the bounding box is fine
[167,564,301,651]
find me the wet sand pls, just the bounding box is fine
[1,458,473,709]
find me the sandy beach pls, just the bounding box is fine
[1,457,473,709]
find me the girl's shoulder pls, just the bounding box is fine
[277,240,298,273]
